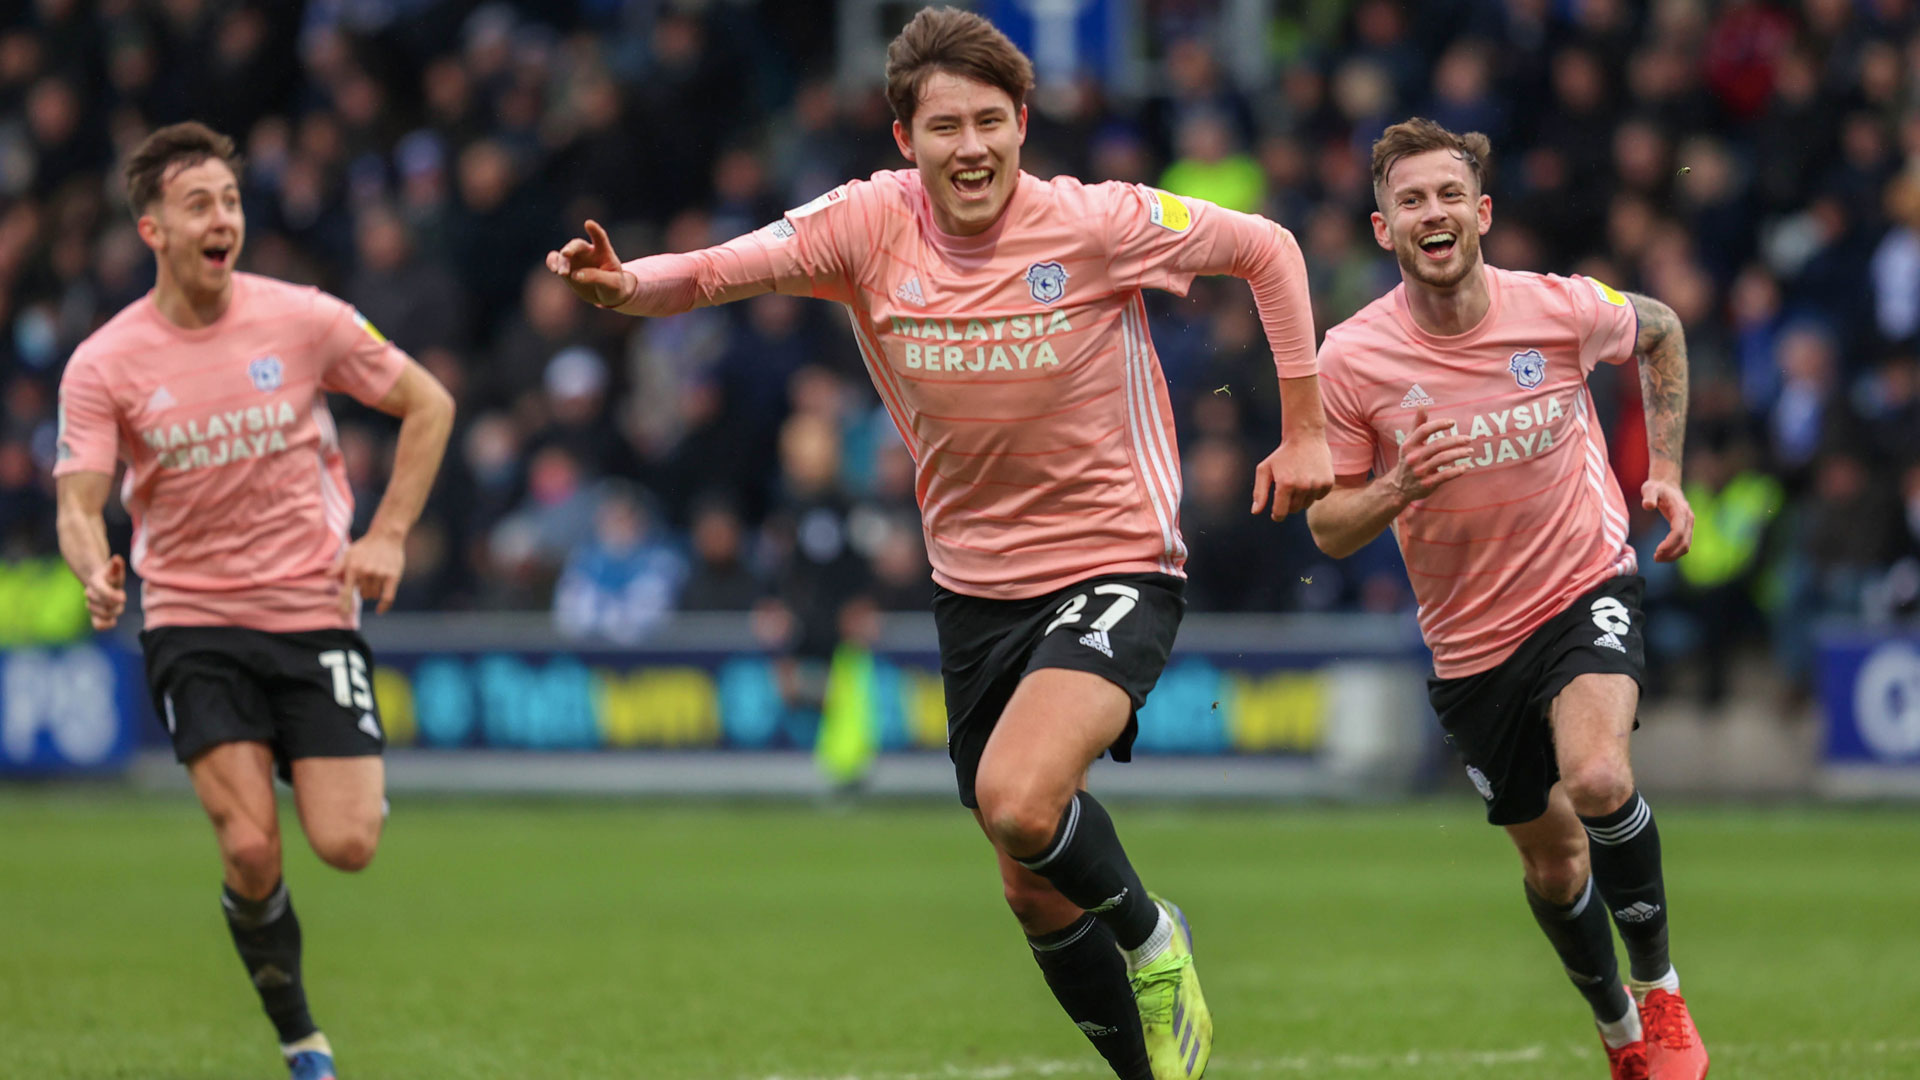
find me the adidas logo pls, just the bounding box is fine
[1078,629,1113,658]
[1399,383,1435,409]
[358,712,382,739]
[1594,631,1626,653]
[1077,1020,1119,1036]
[147,385,176,411]
[895,276,927,306]
[1614,901,1662,923]
[253,964,293,989]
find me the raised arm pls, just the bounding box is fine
[1625,291,1694,562]
[56,471,125,630]
[1305,409,1475,558]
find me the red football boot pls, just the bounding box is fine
[1639,988,1709,1079]
[1603,1035,1650,1080]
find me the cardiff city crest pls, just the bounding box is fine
[1508,348,1546,389]
[248,355,283,392]
[1025,261,1068,305]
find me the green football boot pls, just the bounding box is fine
[1129,895,1211,1079]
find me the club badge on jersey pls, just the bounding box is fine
[1508,348,1546,389]
[248,355,283,392]
[1025,261,1068,305]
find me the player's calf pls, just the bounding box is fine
[222,878,320,1048]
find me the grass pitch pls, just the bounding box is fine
[1,790,1916,1079]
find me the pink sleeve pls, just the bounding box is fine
[1566,274,1638,372]
[52,351,122,477]
[1318,339,1379,477]
[1106,184,1317,379]
[615,183,865,316]
[313,292,410,404]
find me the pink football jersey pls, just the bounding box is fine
[1319,266,1640,677]
[54,273,408,631]
[619,169,1316,599]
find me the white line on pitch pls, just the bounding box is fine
[752,1036,1920,1080]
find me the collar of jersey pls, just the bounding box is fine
[1393,263,1505,348]
[916,170,1033,253]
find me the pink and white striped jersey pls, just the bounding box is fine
[617,168,1315,599]
[1319,266,1640,677]
[53,273,409,631]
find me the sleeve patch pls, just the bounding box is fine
[1585,276,1629,307]
[1146,188,1192,232]
[352,309,387,343]
[787,185,848,219]
[765,220,797,240]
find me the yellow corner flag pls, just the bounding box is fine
[816,643,878,787]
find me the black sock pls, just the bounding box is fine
[1012,792,1159,950]
[1029,914,1152,1080]
[1581,790,1672,983]
[221,879,316,1045]
[1525,877,1632,1022]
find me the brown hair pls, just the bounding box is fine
[1370,117,1491,208]
[885,6,1034,130]
[125,121,243,215]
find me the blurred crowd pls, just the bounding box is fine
[4,0,1920,698]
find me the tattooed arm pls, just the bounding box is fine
[1625,292,1694,561]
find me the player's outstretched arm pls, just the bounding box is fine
[1305,409,1474,559]
[1626,291,1694,562]
[336,361,455,617]
[55,472,125,630]
[546,214,820,319]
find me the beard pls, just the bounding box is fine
[1396,228,1481,290]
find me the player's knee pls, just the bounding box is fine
[314,827,379,873]
[1561,762,1634,818]
[221,827,282,888]
[979,794,1063,859]
[1521,850,1590,904]
[973,769,1062,855]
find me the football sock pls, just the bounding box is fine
[1028,914,1153,1080]
[1580,790,1673,983]
[1524,876,1633,1024]
[1629,966,1682,999]
[1012,791,1159,950]
[1123,906,1174,972]
[221,879,316,1045]
[1596,1001,1644,1050]
[281,1032,333,1057]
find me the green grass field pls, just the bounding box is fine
[2,791,1917,1080]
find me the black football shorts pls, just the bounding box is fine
[1426,575,1648,826]
[932,572,1184,808]
[141,625,386,779]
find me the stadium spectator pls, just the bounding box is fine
[553,482,687,644]
[679,495,763,612]
[3,0,1919,712]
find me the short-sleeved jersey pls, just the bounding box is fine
[632,169,1314,600]
[1319,266,1640,677]
[54,273,409,632]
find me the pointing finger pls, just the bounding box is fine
[585,219,615,262]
